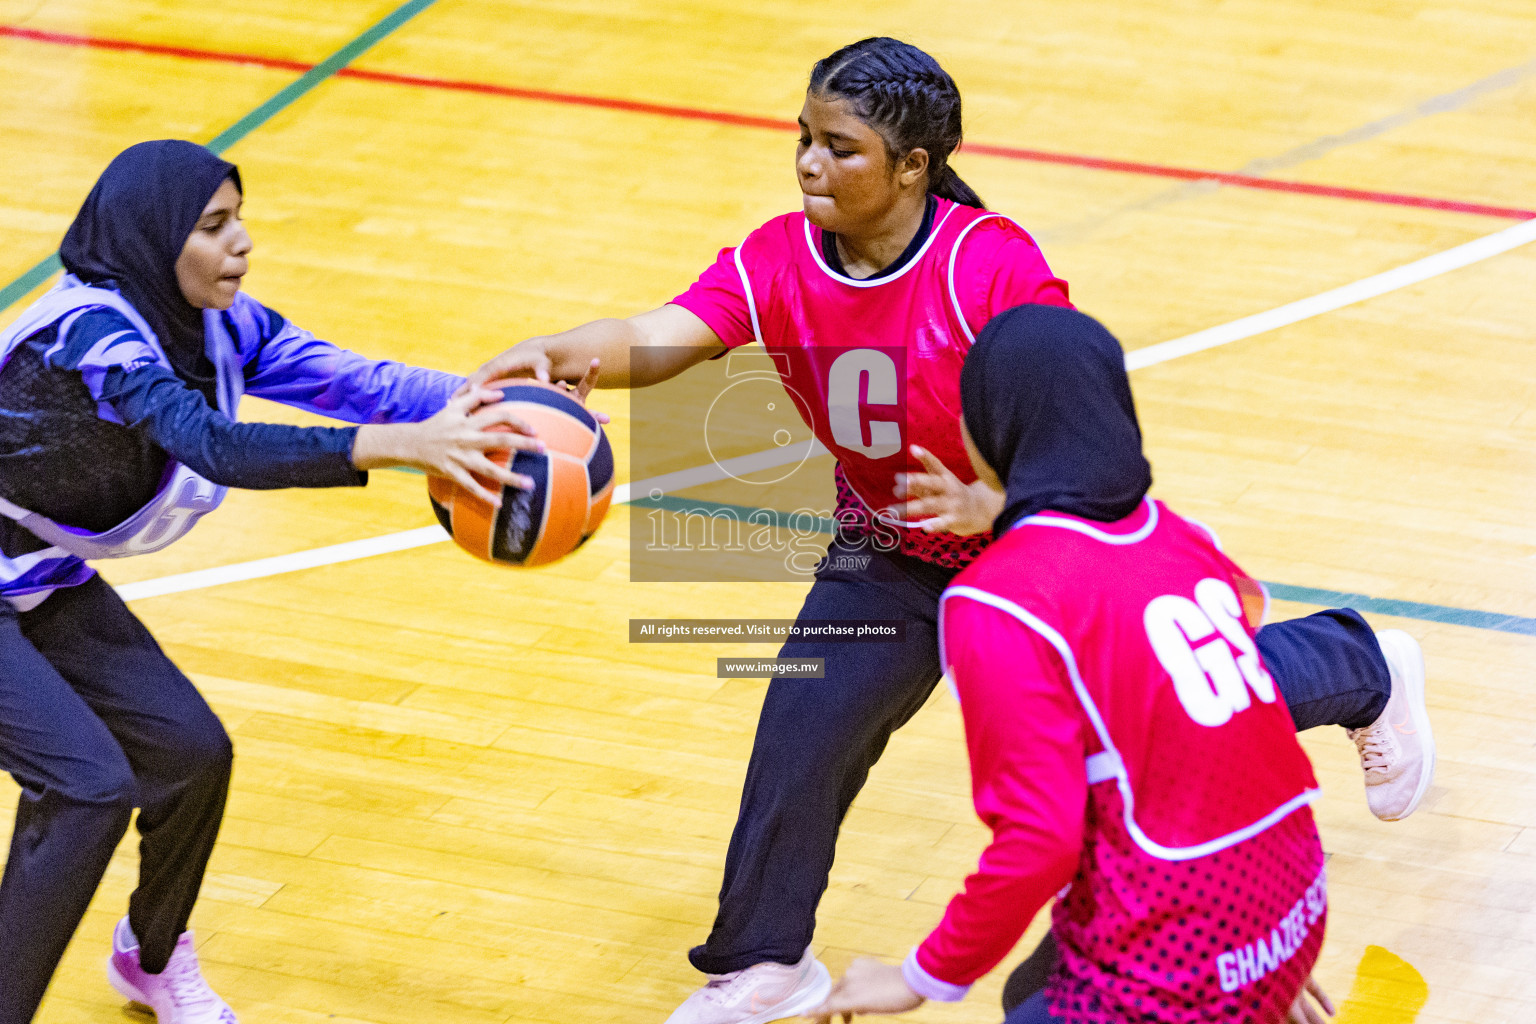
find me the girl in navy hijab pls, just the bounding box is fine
[0,141,552,1024]
[957,304,1153,531]
[810,306,1341,1024]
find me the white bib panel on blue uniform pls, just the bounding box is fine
[0,277,244,607]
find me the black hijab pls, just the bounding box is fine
[960,304,1152,533]
[59,140,241,383]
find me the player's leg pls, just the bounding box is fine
[1256,609,1434,820]
[690,546,947,972]
[1256,609,1388,730]
[0,602,136,1024]
[669,542,952,1024]
[19,576,236,1022]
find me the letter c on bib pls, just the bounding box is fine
[826,349,901,459]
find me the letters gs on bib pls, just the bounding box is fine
[1145,579,1278,727]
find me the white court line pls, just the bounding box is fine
[1125,216,1536,370]
[113,217,1536,602]
[112,442,834,601]
[618,438,831,502]
[113,527,450,601]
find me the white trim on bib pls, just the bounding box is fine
[939,583,1319,862]
[800,203,960,288]
[1012,499,1160,545]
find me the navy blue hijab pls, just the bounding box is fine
[960,304,1152,532]
[59,140,240,380]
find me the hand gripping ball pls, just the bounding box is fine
[428,381,613,566]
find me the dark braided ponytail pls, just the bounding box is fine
[808,37,984,209]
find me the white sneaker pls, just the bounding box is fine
[664,947,832,1024]
[107,916,238,1023]
[1348,630,1436,821]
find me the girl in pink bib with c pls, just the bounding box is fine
[464,38,1428,1024]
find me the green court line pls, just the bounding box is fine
[638,494,1536,637]
[0,254,62,314]
[204,0,437,154]
[0,0,438,315]
[1262,582,1535,636]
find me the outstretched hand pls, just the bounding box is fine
[890,445,1003,536]
[461,352,609,424]
[805,958,924,1024]
[562,358,605,419]
[461,339,554,393]
[351,387,545,506]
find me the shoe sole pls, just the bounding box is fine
[106,957,157,1015]
[107,951,237,1023]
[1377,629,1436,821]
[736,959,834,1024]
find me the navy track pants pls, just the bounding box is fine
[688,540,1389,975]
[1006,992,1067,1023]
[0,575,232,1024]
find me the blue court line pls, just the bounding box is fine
[635,495,1536,637]
[0,0,439,315]
[1261,583,1535,636]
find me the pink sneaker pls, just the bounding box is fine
[1348,630,1436,821]
[664,947,832,1024]
[106,917,237,1024]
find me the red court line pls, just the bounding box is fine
[7,24,1535,222]
[961,142,1536,219]
[1,25,313,73]
[341,63,796,131]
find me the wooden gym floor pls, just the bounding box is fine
[1,1,1534,1021]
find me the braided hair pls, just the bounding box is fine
[808,37,984,209]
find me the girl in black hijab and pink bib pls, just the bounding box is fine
[810,306,1340,1023]
[463,37,1429,1024]
[0,141,550,1024]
